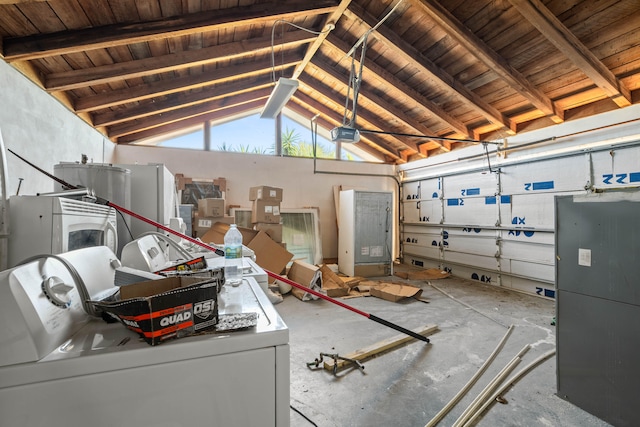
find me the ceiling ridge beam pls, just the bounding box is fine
[409,0,563,124]
[108,87,272,138]
[290,0,352,79]
[344,4,515,134]
[75,53,303,113]
[309,58,446,152]
[93,74,276,127]
[508,0,631,108]
[116,99,267,144]
[2,1,337,61]
[325,33,469,138]
[46,30,314,91]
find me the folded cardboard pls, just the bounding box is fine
[198,198,225,218]
[249,185,283,202]
[366,281,423,302]
[253,222,283,242]
[319,264,350,297]
[393,267,451,281]
[91,276,220,346]
[251,200,281,224]
[287,260,322,301]
[247,231,294,276]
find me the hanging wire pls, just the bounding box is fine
[341,0,406,128]
[270,19,335,83]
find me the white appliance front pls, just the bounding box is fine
[0,276,289,427]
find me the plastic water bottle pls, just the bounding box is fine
[224,224,243,286]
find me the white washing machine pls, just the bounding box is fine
[0,247,289,427]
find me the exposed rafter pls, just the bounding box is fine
[508,0,632,108]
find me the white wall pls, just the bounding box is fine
[0,60,115,197]
[398,104,640,298]
[113,145,398,260]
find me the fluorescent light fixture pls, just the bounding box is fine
[260,77,299,119]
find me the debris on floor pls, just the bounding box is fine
[394,267,451,281]
[317,324,438,374]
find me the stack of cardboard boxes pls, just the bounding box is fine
[250,186,283,243]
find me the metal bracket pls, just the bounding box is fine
[306,352,365,376]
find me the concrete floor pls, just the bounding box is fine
[274,270,612,427]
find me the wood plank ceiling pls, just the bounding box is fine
[0,0,638,164]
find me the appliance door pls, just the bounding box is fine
[62,218,117,255]
[0,346,283,427]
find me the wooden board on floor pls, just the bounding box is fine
[323,324,439,371]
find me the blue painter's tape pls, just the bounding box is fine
[532,181,554,190]
[500,195,511,203]
[466,188,480,196]
[447,199,460,206]
[485,196,496,205]
[544,289,556,298]
[630,172,640,183]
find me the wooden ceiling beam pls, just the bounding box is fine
[93,74,275,127]
[290,0,352,79]
[345,4,515,134]
[508,0,631,108]
[2,1,337,61]
[325,33,471,138]
[75,52,303,113]
[45,30,314,91]
[107,87,272,138]
[409,0,563,124]
[310,57,447,152]
[116,99,267,144]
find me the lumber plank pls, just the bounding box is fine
[324,324,438,371]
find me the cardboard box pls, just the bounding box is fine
[198,198,225,218]
[251,200,281,224]
[200,222,258,246]
[249,186,283,202]
[287,260,322,301]
[91,276,221,346]
[247,231,294,276]
[253,222,283,242]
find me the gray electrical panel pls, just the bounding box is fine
[338,190,393,277]
[555,191,640,427]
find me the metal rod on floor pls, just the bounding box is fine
[10,149,431,344]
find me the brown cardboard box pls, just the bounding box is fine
[287,260,322,301]
[253,222,283,242]
[175,173,193,191]
[251,200,281,224]
[90,276,221,346]
[200,222,258,246]
[198,198,225,217]
[249,186,283,202]
[247,231,293,276]
[193,216,235,237]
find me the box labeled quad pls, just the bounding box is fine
[198,198,225,217]
[91,276,220,346]
[249,186,283,202]
[251,200,281,224]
